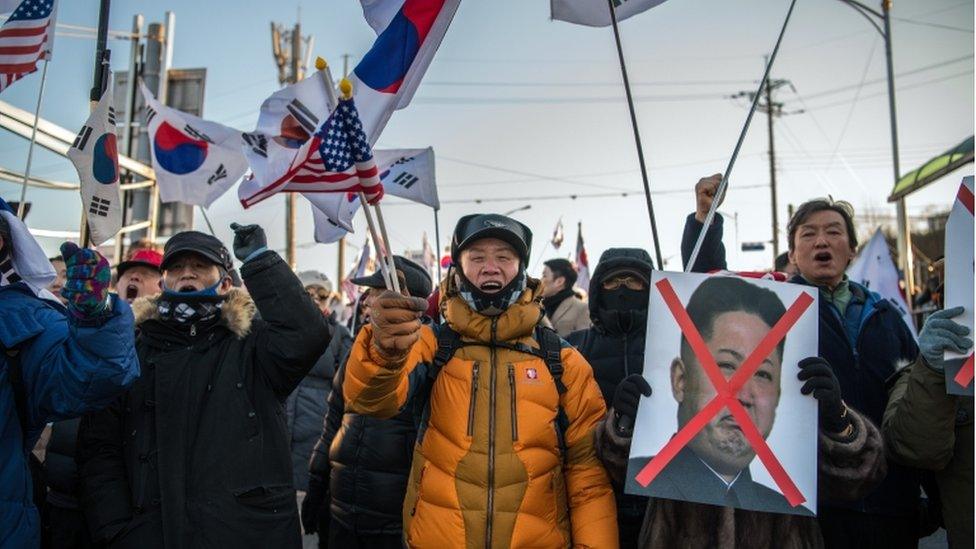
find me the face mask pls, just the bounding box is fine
[601,288,648,312]
[158,279,226,325]
[597,288,648,335]
[456,269,527,317]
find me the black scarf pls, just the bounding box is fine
[157,293,225,327]
[543,287,575,319]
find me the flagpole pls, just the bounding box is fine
[606,0,663,271]
[198,206,217,235]
[372,201,402,293]
[433,207,442,281]
[16,59,50,220]
[358,192,395,291]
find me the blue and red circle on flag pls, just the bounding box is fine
[92,133,119,184]
[153,121,208,175]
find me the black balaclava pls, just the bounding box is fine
[597,287,649,335]
[455,268,527,317]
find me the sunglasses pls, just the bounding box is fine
[602,275,646,291]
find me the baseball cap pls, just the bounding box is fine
[351,255,433,298]
[451,213,532,265]
[117,248,163,277]
[161,231,234,272]
[298,270,333,293]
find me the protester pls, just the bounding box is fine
[115,248,163,303]
[0,197,139,548]
[302,256,433,549]
[47,254,67,304]
[883,307,974,549]
[774,252,799,277]
[287,271,352,523]
[541,257,591,337]
[77,224,331,548]
[682,174,921,546]
[341,213,617,547]
[565,247,653,547]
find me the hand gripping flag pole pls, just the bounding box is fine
[684,0,799,273]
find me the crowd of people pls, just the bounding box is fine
[2,175,972,549]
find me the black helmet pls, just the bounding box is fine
[451,214,532,265]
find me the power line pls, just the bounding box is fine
[803,69,973,111]
[799,54,972,102]
[893,17,973,33]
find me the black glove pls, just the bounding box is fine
[612,374,652,435]
[230,223,268,262]
[798,357,849,434]
[301,474,329,535]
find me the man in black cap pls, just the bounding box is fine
[77,224,331,548]
[340,214,617,548]
[301,255,432,548]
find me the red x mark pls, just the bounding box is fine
[634,278,815,508]
[952,182,974,389]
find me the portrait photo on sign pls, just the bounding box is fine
[625,271,819,516]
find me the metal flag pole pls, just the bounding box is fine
[16,59,51,220]
[606,0,663,270]
[433,207,442,281]
[684,0,799,273]
[198,206,217,235]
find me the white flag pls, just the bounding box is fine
[551,0,669,27]
[351,0,460,144]
[375,148,438,209]
[140,82,247,207]
[68,80,121,246]
[243,68,336,192]
[847,229,918,339]
[311,195,360,244]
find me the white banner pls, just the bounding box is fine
[551,0,668,27]
[846,229,918,339]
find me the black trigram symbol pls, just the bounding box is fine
[207,164,227,186]
[393,172,418,189]
[184,124,215,144]
[107,106,117,126]
[243,133,268,158]
[145,106,157,124]
[73,126,93,151]
[392,156,414,167]
[89,196,111,217]
[287,99,318,132]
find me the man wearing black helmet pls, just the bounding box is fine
[76,224,331,548]
[341,214,618,548]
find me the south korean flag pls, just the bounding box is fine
[68,77,122,246]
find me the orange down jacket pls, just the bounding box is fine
[344,276,618,548]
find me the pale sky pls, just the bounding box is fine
[0,0,972,279]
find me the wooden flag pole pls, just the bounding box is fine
[684,0,799,272]
[372,201,402,293]
[606,0,663,271]
[358,192,396,291]
[16,59,50,220]
[433,207,442,281]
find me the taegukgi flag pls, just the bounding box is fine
[242,67,337,193]
[68,78,121,246]
[310,192,361,244]
[140,82,247,207]
[351,0,460,144]
[551,0,668,27]
[846,229,917,339]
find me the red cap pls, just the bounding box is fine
[117,249,163,276]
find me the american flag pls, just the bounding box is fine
[239,94,384,208]
[0,0,56,93]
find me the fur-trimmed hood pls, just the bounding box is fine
[130,288,256,338]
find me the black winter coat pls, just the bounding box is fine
[44,418,82,509]
[679,213,921,517]
[285,317,351,492]
[308,359,417,535]
[77,252,331,549]
[566,247,656,528]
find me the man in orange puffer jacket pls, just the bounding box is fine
[343,213,618,548]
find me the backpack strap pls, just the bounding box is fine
[536,326,570,464]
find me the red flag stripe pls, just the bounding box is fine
[957,182,974,216]
[0,24,49,39]
[954,354,974,388]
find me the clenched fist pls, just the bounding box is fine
[370,290,428,365]
[695,173,725,223]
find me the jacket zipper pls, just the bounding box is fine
[486,317,498,549]
[508,364,518,442]
[467,363,480,437]
[190,323,197,337]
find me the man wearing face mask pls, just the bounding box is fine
[565,248,653,547]
[342,213,618,548]
[77,224,331,548]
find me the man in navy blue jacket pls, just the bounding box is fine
[682,174,920,548]
[0,197,139,548]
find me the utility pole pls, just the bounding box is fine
[270,19,313,270]
[730,70,798,258]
